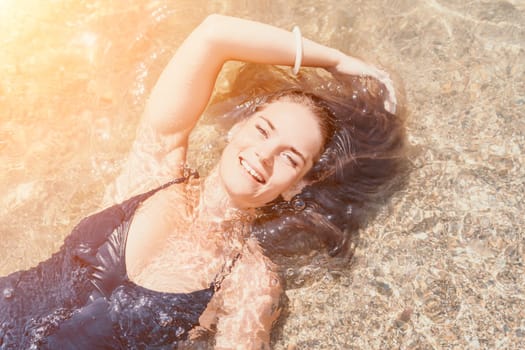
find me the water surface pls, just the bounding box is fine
[1,0,524,348]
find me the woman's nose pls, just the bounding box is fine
[255,142,275,167]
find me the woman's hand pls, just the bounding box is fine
[330,52,397,114]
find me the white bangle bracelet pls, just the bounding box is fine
[292,26,302,75]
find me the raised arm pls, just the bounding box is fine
[145,14,396,142]
[106,14,393,202]
[143,14,347,145]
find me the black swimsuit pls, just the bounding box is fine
[0,178,220,349]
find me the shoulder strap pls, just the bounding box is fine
[212,253,242,292]
[119,175,191,215]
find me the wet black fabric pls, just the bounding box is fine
[0,178,214,349]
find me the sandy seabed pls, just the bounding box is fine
[0,0,523,349]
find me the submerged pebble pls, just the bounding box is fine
[375,281,392,296]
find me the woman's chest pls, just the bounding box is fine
[124,185,243,294]
[129,237,228,294]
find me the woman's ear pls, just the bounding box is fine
[281,179,309,201]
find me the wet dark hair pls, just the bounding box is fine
[209,64,407,262]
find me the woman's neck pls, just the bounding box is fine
[197,166,254,223]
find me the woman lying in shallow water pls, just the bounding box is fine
[0,14,405,349]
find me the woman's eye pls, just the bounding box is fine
[256,125,268,138]
[283,153,298,167]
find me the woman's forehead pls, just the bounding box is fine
[256,100,317,123]
[251,101,324,155]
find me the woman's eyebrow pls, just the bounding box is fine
[290,147,306,164]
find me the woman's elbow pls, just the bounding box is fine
[201,13,225,26]
[194,14,237,56]
[196,14,225,43]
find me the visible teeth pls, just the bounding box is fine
[241,159,264,183]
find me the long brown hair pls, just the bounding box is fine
[211,64,407,262]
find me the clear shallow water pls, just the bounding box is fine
[1,0,524,349]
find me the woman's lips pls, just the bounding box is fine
[239,157,265,184]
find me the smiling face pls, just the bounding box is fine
[218,100,325,208]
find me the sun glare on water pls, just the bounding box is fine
[0,0,49,23]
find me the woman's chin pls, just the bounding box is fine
[224,187,258,209]
[224,186,268,209]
